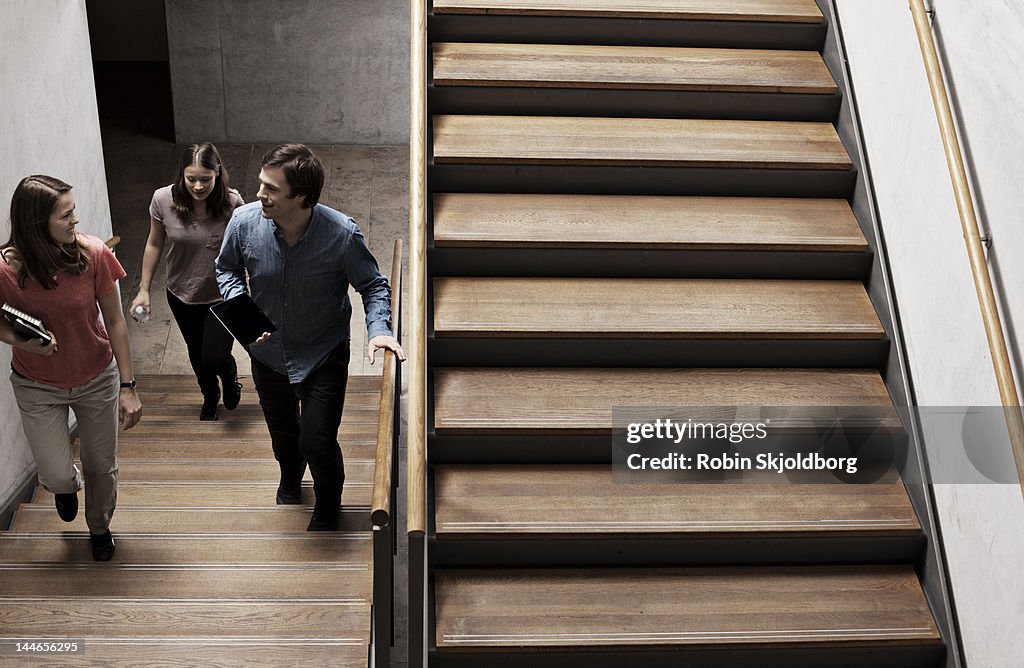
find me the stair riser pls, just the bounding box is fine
[429,16,827,50]
[428,646,945,668]
[429,249,872,281]
[430,165,856,198]
[429,535,926,567]
[430,87,841,122]
[428,339,889,368]
[428,432,909,466]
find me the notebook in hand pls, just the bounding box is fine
[210,293,277,346]
[2,303,52,343]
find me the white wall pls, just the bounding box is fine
[0,0,112,508]
[835,0,1024,665]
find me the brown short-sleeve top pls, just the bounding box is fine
[149,185,244,304]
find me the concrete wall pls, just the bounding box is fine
[86,0,168,61]
[835,0,1024,665]
[166,0,409,145]
[0,0,113,509]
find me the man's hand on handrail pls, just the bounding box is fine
[369,334,406,365]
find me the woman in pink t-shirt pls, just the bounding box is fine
[0,175,142,561]
[129,143,243,421]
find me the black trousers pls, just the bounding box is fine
[250,341,349,508]
[166,290,237,398]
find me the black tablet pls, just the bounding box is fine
[210,293,277,346]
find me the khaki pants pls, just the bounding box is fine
[11,359,119,534]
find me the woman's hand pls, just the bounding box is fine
[119,387,142,430]
[16,332,58,356]
[129,291,151,322]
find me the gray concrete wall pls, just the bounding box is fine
[836,0,1024,664]
[166,0,409,145]
[86,0,168,61]
[0,0,113,509]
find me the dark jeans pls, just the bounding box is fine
[166,290,238,399]
[250,340,350,509]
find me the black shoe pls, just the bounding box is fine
[276,482,303,505]
[54,492,78,522]
[90,530,115,561]
[306,505,340,531]
[223,380,242,410]
[200,391,220,421]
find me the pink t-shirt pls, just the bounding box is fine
[0,234,126,388]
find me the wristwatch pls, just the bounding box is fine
[120,379,137,389]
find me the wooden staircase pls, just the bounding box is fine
[0,374,379,666]
[420,0,946,666]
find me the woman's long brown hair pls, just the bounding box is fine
[3,175,89,290]
[171,143,232,221]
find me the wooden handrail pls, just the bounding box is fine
[371,239,403,528]
[910,0,1024,494]
[407,0,428,536]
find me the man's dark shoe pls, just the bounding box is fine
[276,482,303,505]
[223,380,242,410]
[200,391,220,421]
[54,492,78,522]
[306,505,340,531]
[90,530,115,561]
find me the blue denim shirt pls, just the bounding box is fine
[216,201,392,383]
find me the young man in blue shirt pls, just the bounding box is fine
[216,144,405,530]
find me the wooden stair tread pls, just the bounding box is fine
[133,391,379,410]
[432,0,824,23]
[0,599,368,639]
[434,115,852,170]
[434,368,899,432]
[134,405,380,422]
[0,565,371,599]
[114,439,375,460]
[0,534,370,565]
[433,194,867,251]
[32,481,372,508]
[10,507,372,534]
[434,566,941,649]
[14,644,369,666]
[69,458,374,484]
[434,42,836,93]
[433,277,884,338]
[434,465,920,537]
[121,420,377,441]
[135,374,382,393]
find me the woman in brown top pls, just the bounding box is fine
[130,143,244,420]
